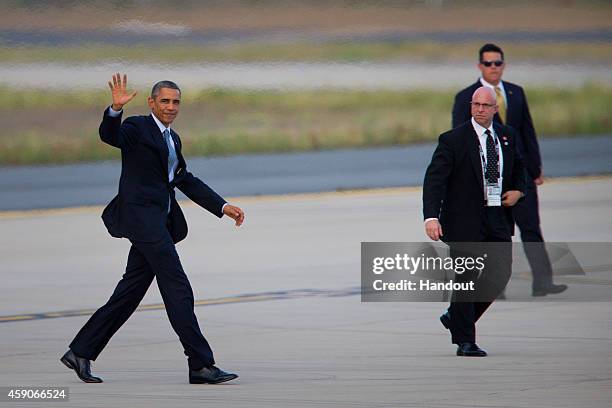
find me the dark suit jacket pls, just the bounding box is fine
[452,80,541,179]
[423,121,526,242]
[99,108,226,243]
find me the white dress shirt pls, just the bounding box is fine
[149,112,178,182]
[471,117,503,190]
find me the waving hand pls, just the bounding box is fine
[108,73,138,111]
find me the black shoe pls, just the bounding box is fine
[456,342,487,357]
[189,365,238,384]
[60,349,103,383]
[532,284,568,297]
[440,311,451,330]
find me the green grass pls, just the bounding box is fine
[2,41,612,63]
[1,86,611,165]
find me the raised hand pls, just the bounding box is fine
[108,73,138,111]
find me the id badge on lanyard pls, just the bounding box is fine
[486,183,502,206]
[479,136,502,207]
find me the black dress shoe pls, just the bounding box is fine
[456,342,487,357]
[189,365,238,384]
[532,284,568,297]
[60,350,103,383]
[440,311,451,330]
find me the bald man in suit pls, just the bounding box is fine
[424,87,525,356]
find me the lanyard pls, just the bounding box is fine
[478,132,500,183]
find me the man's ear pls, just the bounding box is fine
[147,96,154,109]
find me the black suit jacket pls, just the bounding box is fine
[99,108,226,243]
[423,121,526,242]
[452,80,541,179]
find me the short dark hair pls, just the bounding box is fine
[479,43,504,61]
[151,80,181,98]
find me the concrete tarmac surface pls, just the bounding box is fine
[1,177,611,407]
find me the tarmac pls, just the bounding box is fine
[1,177,611,407]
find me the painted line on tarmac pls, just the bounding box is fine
[3,268,611,324]
[1,174,610,220]
[0,287,361,324]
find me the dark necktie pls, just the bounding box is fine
[485,129,499,183]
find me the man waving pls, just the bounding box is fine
[61,74,244,384]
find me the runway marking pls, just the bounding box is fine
[1,174,610,220]
[2,268,610,324]
[0,288,361,324]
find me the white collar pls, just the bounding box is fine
[479,77,505,93]
[150,112,170,134]
[471,117,495,138]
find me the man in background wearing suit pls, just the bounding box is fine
[423,87,525,356]
[452,43,567,297]
[61,74,245,384]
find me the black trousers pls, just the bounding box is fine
[69,223,215,370]
[513,179,554,290]
[447,206,512,344]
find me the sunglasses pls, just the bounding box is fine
[481,60,504,67]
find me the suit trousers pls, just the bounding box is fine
[69,220,215,370]
[448,206,512,344]
[512,179,554,290]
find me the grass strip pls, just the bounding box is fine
[1,86,610,165]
